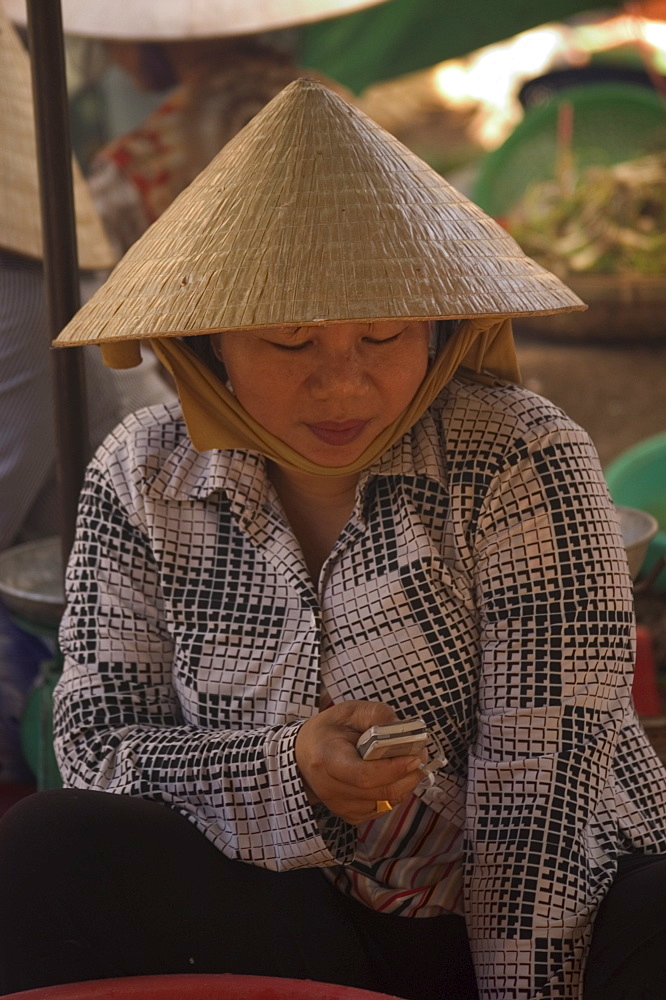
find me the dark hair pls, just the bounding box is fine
[433,319,461,352]
[183,333,228,380]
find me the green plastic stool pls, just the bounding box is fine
[10,612,63,790]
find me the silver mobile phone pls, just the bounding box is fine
[356,719,429,760]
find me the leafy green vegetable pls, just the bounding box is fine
[505,153,666,276]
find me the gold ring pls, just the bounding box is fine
[375,799,393,814]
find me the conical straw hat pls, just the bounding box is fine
[1,0,389,39]
[55,78,584,350]
[0,10,114,268]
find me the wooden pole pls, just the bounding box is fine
[25,0,88,567]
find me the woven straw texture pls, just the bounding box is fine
[2,0,388,39]
[0,10,114,268]
[55,79,584,348]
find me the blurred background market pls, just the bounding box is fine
[0,0,665,802]
[26,0,666,464]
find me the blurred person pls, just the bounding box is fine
[0,10,175,783]
[88,33,313,258]
[23,0,365,258]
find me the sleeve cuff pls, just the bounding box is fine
[266,722,357,868]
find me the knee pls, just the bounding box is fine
[0,788,100,870]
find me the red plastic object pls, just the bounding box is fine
[633,624,662,717]
[1,975,401,1000]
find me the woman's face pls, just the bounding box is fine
[212,320,430,467]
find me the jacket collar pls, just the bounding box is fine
[362,399,447,488]
[144,394,449,514]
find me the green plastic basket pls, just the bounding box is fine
[605,432,666,592]
[473,82,666,218]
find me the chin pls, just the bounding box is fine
[299,442,368,468]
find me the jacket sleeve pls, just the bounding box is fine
[55,444,355,872]
[466,418,640,999]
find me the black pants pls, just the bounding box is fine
[0,790,663,1000]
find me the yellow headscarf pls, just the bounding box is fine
[117,316,521,477]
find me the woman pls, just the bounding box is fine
[1,80,665,1000]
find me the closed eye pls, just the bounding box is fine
[363,332,404,345]
[269,340,311,352]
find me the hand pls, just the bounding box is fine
[295,700,426,825]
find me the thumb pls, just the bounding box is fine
[330,699,398,737]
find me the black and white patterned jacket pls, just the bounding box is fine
[56,376,666,999]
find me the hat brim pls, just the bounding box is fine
[0,10,115,267]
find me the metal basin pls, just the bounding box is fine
[617,504,659,580]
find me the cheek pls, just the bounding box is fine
[214,336,257,394]
[394,340,430,393]
[217,347,293,427]
[377,361,428,419]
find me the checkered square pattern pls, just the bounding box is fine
[56,378,666,999]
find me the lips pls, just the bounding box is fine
[307,420,369,446]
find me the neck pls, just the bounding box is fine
[268,462,359,510]
[268,462,360,582]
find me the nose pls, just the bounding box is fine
[307,345,370,400]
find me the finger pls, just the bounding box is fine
[355,771,427,812]
[381,766,430,804]
[333,796,392,826]
[327,700,398,738]
[338,781,426,825]
[324,761,428,818]
[333,746,424,789]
